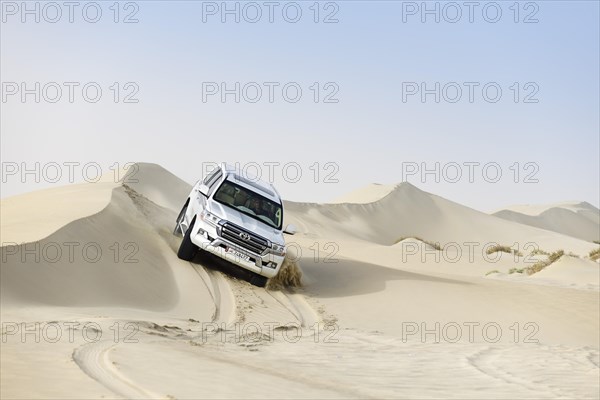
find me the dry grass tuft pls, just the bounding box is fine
[509,268,524,274]
[525,250,564,275]
[530,248,549,256]
[486,244,523,257]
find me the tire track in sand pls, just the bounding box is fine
[72,263,236,399]
[73,340,162,399]
[189,263,237,326]
[267,290,321,328]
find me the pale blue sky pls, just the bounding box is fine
[1,1,598,211]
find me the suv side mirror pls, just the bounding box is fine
[197,184,210,197]
[283,224,297,235]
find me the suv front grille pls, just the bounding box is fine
[219,222,269,255]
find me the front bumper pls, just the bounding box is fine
[190,220,284,279]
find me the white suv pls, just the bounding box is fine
[174,163,296,287]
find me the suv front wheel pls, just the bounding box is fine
[173,202,189,236]
[177,217,199,261]
[250,273,268,288]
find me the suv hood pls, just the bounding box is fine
[208,202,285,245]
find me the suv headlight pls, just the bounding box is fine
[200,209,220,226]
[271,243,286,257]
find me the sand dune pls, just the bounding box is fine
[493,201,600,243]
[285,182,596,256]
[0,184,212,319]
[0,181,117,245]
[122,162,192,213]
[1,163,598,399]
[330,183,399,204]
[530,255,600,286]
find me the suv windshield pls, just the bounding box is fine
[213,180,283,229]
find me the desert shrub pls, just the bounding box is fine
[525,250,564,275]
[530,248,549,256]
[486,244,523,257]
[525,261,547,275]
[547,249,564,263]
[590,248,600,262]
[509,268,524,274]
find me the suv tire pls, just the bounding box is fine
[250,273,268,288]
[177,217,199,261]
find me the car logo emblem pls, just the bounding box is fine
[239,232,250,241]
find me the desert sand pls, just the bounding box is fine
[1,163,598,399]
